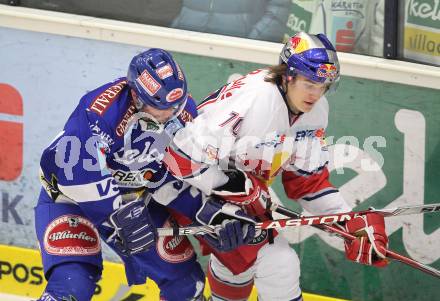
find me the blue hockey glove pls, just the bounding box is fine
[195,196,256,252]
[108,200,157,255]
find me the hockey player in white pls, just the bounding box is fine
[165,32,389,301]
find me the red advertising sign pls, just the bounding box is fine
[0,83,23,181]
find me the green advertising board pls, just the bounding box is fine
[283,1,313,42]
[404,0,440,65]
[407,0,440,29]
[174,52,440,301]
[0,20,438,300]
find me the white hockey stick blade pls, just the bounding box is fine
[157,224,217,237]
[368,203,440,217]
[271,202,440,218]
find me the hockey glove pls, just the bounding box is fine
[108,200,157,255]
[195,196,256,252]
[344,213,389,267]
[212,169,270,217]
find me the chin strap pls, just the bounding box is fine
[276,83,302,125]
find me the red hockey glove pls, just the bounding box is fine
[212,170,270,217]
[344,213,389,267]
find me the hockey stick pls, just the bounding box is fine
[157,202,440,236]
[273,204,440,279]
[156,202,440,278]
[270,202,440,218]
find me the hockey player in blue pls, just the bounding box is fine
[34,49,209,301]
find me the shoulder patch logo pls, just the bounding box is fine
[89,80,126,116]
[179,109,193,123]
[116,104,137,137]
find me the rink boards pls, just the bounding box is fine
[0,244,346,301]
[0,5,439,301]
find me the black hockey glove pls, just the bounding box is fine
[108,200,157,255]
[195,195,256,252]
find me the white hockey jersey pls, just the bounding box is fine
[167,69,350,215]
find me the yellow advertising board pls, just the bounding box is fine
[0,245,347,301]
[404,26,440,58]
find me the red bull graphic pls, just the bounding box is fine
[317,64,338,79]
[291,36,301,49]
[290,36,310,54]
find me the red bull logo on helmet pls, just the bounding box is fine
[317,64,338,80]
[290,36,310,54]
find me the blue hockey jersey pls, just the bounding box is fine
[39,78,200,226]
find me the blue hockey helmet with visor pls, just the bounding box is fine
[127,48,188,118]
[279,32,340,93]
